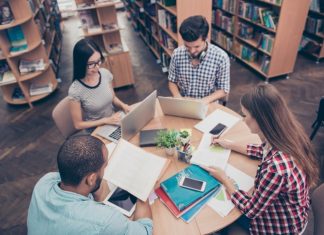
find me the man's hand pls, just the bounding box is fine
[92,179,109,202]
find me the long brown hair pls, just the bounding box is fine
[241,84,319,188]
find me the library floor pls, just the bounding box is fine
[0,11,323,235]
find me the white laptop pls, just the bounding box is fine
[158,96,208,120]
[95,90,157,143]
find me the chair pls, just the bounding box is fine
[310,97,324,140]
[52,97,77,138]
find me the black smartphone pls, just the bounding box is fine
[209,123,227,137]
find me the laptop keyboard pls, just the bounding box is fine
[109,126,121,140]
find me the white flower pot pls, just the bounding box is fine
[165,147,176,156]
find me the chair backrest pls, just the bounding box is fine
[312,183,324,235]
[52,97,77,138]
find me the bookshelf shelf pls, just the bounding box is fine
[212,0,310,81]
[124,0,212,70]
[75,0,134,88]
[0,15,33,31]
[156,2,177,16]
[0,0,62,108]
[299,0,324,61]
[212,23,234,37]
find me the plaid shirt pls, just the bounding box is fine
[168,43,230,98]
[231,143,309,234]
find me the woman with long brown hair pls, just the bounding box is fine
[205,84,319,234]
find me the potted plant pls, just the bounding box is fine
[178,130,190,145]
[156,129,179,156]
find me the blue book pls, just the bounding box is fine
[181,189,218,223]
[160,165,221,211]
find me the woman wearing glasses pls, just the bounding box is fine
[68,39,130,132]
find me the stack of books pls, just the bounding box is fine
[29,81,53,96]
[155,165,221,223]
[7,26,28,55]
[19,58,46,74]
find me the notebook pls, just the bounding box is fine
[139,128,166,147]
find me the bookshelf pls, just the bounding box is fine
[300,0,324,63]
[211,0,311,82]
[75,0,135,88]
[0,0,62,108]
[123,0,212,72]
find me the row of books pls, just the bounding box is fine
[213,9,235,34]
[159,30,177,50]
[310,0,324,12]
[238,1,278,30]
[212,30,233,51]
[259,54,270,74]
[300,36,322,54]
[157,9,177,34]
[213,0,237,14]
[157,0,176,7]
[0,1,14,25]
[19,59,46,74]
[238,22,274,54]
[155,165,221,223]
[305,16,324,36]
[10,81,53,100]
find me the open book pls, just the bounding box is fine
[104,139,170,201]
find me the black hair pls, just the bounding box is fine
[179,15,209,42]
[72,38,104,81]
[57,135,105,186]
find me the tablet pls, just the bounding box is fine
[104,184,137,217]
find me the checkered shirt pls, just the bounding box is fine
[168,43,230,98]
[231,143,310,234]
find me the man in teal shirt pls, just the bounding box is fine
[27,135,153,235]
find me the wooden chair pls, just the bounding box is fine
[310,97,324,140]
[52,97,77,138]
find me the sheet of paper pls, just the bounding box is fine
[208,165,254,216]
[104,139,168,201]
[208,186,235,217]
[225,164,254,192]
[195,109,241,133]
[105,142,116,160]
[190,133,230,170]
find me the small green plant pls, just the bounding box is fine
[179,130,189,138]
[156,130,179,149]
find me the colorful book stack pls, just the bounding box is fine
[155,165,221,223]
[6,26,28,55]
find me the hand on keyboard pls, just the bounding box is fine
[104,112,122,125]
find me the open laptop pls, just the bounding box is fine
[95,90,157,143]
[158,96,208,120]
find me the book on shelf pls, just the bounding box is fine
[0,60,9,80]
[79,10,99,30]
[160,165,221,211]
[107,43,123,54]
[29,81,53,96]
[104,139,170,201]
[0,1,14,25]
[0,71,16,85]
[102,23,118,31]
[12,87,25,100]
[19,58,46,74]
[300,36,321,54]
[6,26,28,55]
[87,25,102,33]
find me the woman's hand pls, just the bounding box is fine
[121,103,131,113]
[202,166,237,195]
[211,137,233,149]
[103,112,122,125]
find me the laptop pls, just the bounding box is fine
[158,96,208,120]
[96,90,157,143]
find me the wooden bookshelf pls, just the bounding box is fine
[75,0,134,88]
[0,0,62,108]
[299,0,324,62]
[123,0,212,71]
[211,0,311,82]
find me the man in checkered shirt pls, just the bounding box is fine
[168,15,230,104]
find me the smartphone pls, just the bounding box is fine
[209,123,227,137]
[179,176,206,192]
[104,185,137,217]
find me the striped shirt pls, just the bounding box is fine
[68,68,114,122]
[168,42,230,98]
[231,143,309,234]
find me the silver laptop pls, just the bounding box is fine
[158,96,208,120]
[95,90,157,143]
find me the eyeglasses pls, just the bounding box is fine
[87,59,102,69]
